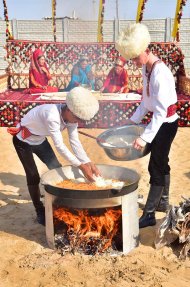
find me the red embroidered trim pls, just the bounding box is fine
[167,104,177,117]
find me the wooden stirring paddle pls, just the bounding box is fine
[78,130,105,144]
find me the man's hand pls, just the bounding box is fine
[79,162,101,182]
[87,162,101,177]
[133,137,146,150]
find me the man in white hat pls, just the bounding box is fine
[116,23,178,228]
[11,87,100,225]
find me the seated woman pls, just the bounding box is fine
[64,56,95,91]
[28,49,58,94]
[100,57,129,93]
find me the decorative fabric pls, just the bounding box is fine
[2,40,188,128]
[5,40,185,92]
[0,90,190,128]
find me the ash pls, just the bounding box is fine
[54,229,122,256]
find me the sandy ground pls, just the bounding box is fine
[0,126,190,287]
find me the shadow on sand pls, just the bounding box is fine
[0,172,48,248]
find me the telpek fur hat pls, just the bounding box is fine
[66,87,99,121]
[115,23,151,60]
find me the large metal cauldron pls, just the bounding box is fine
[41,164,140,208]
[97,125,150,161]
[42,164,140,253]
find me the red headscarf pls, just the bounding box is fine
[29,49,50,88]
[27,48,58,93]
[30,49,49,74]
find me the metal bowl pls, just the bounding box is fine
[97,125,150,161]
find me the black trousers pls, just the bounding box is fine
[148,119,178,186]
[13,136,62,185]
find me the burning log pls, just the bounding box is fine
[53,207,122,255]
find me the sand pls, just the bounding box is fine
[0,126,190,287]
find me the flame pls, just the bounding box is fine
[53,207,122,253]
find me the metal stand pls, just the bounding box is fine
[45,192,55,249]
[122,189,139,254]
[45,190,139,254]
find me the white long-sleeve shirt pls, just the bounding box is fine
[16,104,90,166]
[130,62,178,143]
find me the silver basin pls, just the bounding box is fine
[97,125,150,161]
[41,164,140,199]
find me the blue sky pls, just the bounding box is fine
[0,0,190,20]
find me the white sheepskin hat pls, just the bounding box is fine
[66,87,99,121]
[115,23,151,60]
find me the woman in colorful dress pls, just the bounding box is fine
[100,57,129,93]
[28,49,58,94]
[64,56,95,91]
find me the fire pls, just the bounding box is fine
[53,207,122,255]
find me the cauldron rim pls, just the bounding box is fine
[41,164,140,199]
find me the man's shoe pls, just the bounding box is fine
[139,212,156,228]
[36,206,45,226]
[156,175,170,212]
[156,201,169,212]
